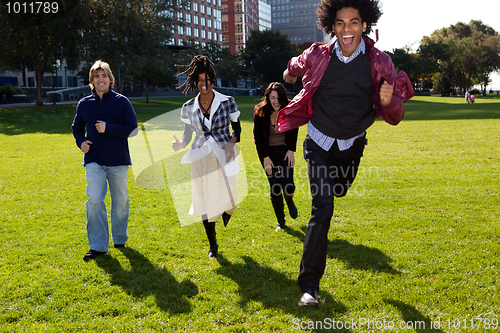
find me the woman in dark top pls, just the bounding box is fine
[253,82,299,231]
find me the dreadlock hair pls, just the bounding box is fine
[254,82,289,118]
[178,55,217,95]
[316,0,382,39]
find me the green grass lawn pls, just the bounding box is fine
[0,95,499,332]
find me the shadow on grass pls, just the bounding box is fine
[215,254,350,328]
[285,226,399,275]
[0,97,189,136]
[402,99,500,121]
[2,96,499,136]
[0,105,78,135]
[385,299,444,333]
[95,247,198,314]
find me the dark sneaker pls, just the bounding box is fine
[114,244,125,248]
[298,290,319,308]
[208,245,218,259]
[288,201,298,219]
[83,250,107,262]
[275,219,286,231]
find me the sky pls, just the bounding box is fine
[364,0,500,90]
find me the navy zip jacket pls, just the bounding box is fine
[72,89,138,166]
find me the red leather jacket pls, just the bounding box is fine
[276,37,414,133]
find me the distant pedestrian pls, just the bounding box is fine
[465,90,471,103]
[471,95,475,103]
[71,60,138,262]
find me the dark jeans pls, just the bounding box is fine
[261,145,295,199]
[298,134,367,292]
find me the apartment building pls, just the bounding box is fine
[259,0,272,31]
[221,0,261,54]
[170,0,224,48]
[268,0,324,44]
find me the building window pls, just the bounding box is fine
[67,76,78,87]
[193,2,198,11]
[207,6,211,16]
[194,29,199,37]
[201,17,206,26]
[201,30,206,38]
[185,13,191,23]
[186,27,192,36]
[194,15,199,25]
[207,19,212,28]
[200,4,205,14]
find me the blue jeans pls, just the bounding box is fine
[85,163,129,252]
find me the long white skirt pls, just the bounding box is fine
[189,150,237,222]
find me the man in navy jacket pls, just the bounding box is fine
[72,60,138,262]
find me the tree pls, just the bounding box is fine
[129,55,176,103]
[387,47,416,84]
[476,34,500,95]
[241,30,300,87]
[215,49,242,88]
[83,0,181,94]
[418,20,500,95]
[0,0,90,106]
[432,72,452,97]
[294,41,314,51]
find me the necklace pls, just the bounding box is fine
[199,93,214,116]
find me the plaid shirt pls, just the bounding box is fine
[180,90,240,150]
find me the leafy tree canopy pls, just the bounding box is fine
[241,30,301,87]
[0,0,90,106]
[418,20,500,95]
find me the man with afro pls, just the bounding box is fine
[278,0,414,307]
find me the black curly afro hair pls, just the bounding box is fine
[317,0,382,38]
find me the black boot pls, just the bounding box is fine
[202,220,218,259]
[271,195,286,231]
[284,193,298,219]
[222,212,231,227]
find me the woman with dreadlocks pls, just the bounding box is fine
[172,55,241,259]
